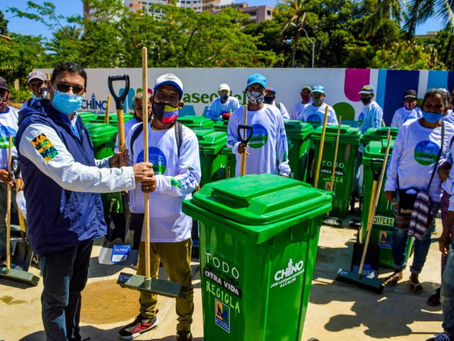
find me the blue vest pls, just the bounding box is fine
[15,101,107,255]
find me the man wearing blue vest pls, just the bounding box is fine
[15,62,156,341]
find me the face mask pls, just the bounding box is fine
[0,92,9,108]
[422,110,442,123]
[246,91,264,105]
[152,101,179,124]
[220,94,228,102]
[405,101,416,110]
[301,94,311,103]
[361,98,372,105]
[32,88,48,101]
[264,96,274,104]
[51,90,83,114]
[312,97,322,106]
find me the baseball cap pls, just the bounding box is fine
[27,71,47,84]
[311,85,326,95]
[246,73,267,89]
[404,89,417,98]
[302,85,312,92]
[154,73,183,98]
[218,83,230,92]
[265,86,276,94]
[359,85,375,95]
[0,76,8,91]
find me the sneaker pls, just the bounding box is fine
[426,332,451,341]
[118,315,158,340]
[176,330,193,341]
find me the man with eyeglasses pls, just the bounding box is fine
[0,76,20,265]
[119,73,200,341]
[21,70,49,110]
[14,62,156,341]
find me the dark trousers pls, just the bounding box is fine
[38,239,93,341]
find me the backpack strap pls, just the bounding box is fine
[129,121,184,158]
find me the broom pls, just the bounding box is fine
[0,136,39,286]
[117,47,181,297]
[335,132,392,294]
[313,105,329,188]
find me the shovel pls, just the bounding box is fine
[238,105,253,176]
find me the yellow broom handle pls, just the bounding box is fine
[104,95,111,124]
[6,136,12,269]
[314,105,329,188]
[329,116,342,191]
[240,105,247,176]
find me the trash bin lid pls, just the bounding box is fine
[86,123,118,146]
[361,127,399,145]
[191,173,332,226]
[78,111,97,123]
[93,113,135,124]
[198,131,228,154]
[284,120,314,138]
[177,116,215,128]
[311,125,361,145]
[364,139,394,159]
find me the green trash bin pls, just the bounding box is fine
[311,125,361,219]
[196,130,228,186]
[78,111,97,124]
[91,113,135,126]
[86,123,118,159]
[361,126,399,146]
[213,120,229,132]
[178,115,215,130]
[284,120,314,182]
[360,139,414,269]
[221,147,236,179]
[183,173,332,340]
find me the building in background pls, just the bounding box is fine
[210,3,274,24]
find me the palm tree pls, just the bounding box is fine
[277,0,307,67]
[363,0,407,37]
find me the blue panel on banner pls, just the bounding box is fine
[383,70,419,126]
[448,71,454,91]
[427,70,448,90]
[376,69,387,108]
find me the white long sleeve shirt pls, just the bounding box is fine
[0,106,19,169]
[206,96,241,121]
[227,104,291,176]
[391,106,423,128]
[359,101,383,134]
[298,103,338,126]
[127,122,201,242]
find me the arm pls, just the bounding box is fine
[390,109,400,128]
[328,106,338,125]
[280,103,290,120]
[384,126,405,200]
[439,160,452,182]
[19,123,136,193]
[206,99,220,121]
[276,114,291,176]
[154,132,201,197]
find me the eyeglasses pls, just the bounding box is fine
[155,92,179,106]
[55,82,85,95]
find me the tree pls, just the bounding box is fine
[0,10,8,35]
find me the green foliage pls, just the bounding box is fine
[0,10,8,35]
[9,88,31,102]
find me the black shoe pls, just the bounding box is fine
[177,330,193,341]
[118,315,158,340]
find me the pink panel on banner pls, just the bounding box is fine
[344,69,370,102]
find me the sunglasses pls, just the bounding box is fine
[55,82,85,95]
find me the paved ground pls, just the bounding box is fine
[0,220,446,341]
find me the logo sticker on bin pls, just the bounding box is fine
[378,230,392,249]
[270,258,305,289]
[215,299,230,333]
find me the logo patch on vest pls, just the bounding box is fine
[31,134,59,162]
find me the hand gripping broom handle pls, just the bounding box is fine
[314,105,329,188]
[142,47,151,281]
[6,136,12,269]
[359,132,392,275]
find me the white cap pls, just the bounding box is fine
[154,73,183,98]
[218,83,230,92]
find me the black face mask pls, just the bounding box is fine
[264,96,274,104]
[361,98,372,105]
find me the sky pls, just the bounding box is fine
[2,0,445,39]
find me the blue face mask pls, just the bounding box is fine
[51,90,83,114]
[422,110,442,123]
[32,89,48,101]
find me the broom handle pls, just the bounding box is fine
[6,136,12,269]
[314,105,329,188]
[104,95,111,124]
[240,105,247,176]
[359,132,392,275]
[15,179,26,233]
[329,116,342,191]
[142,47,151,280]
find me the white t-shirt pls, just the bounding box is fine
[226,104,290,176]
[292,101,312,120]
[271,100,290,120]
[0,106,19,169]
[127,122,201,242]
[115,117,140,152]
[443,109,454,125]
[298,103,338,126]
[206,96,241,121]
[391,106,423,128]
[384,119,454,202]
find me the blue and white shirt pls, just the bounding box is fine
[206,96,241,121]
[391,106,423,128]
[0,106,19,169]
[358,101,383,134]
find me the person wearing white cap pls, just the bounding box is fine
[391,89,423,128]
[120,73,200,341]
[206,83,240,121]
[227,73,291,177]
[291,85,312,120]
[21,70,49,110]
[358,84,383,134]
[298,85,338,126]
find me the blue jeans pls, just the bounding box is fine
[442,243,454,335]
[391,203,438,274]
[38,239,93,341]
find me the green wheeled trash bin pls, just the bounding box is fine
[196,130,228,186]
[361,126,399,147]
[183,174,332,340]
[311,125,361,220]
[214,120,229,132]
[85,123,118,159]
[78,111,97,124]
[178,115,215,130]
[360,139,414,269]
[284,120,314,182]
[91,112,134,126]
[221,147,236,179]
